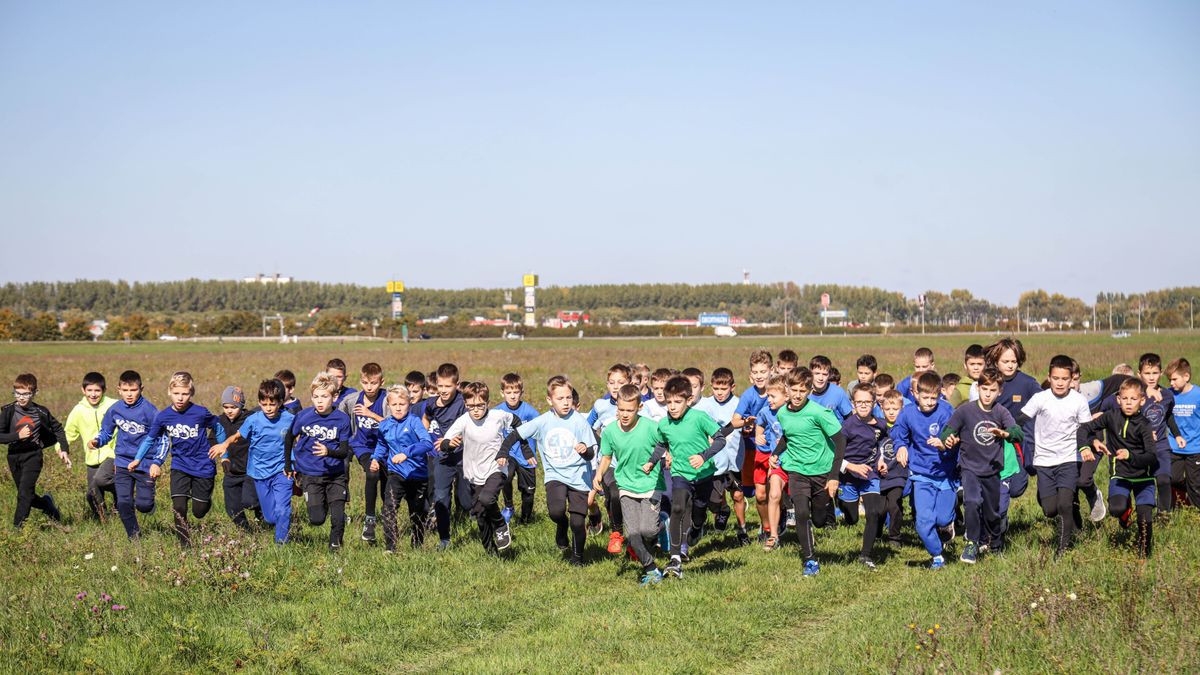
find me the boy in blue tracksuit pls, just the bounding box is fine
[211,379,296,544]
[338,362,386,543]
[840,384,885,568]
[92,370,163,540]
[129,371,225,546]
[286,372,353,550]
[891,371,956,569]
[496,373,540,524]
[372,385,435,552]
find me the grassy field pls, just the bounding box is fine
[1,333,1198,673]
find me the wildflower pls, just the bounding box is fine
[84,553,94,561]
[915,645,922,651]
[908,623,916,629]
[110,565,118,572]
[100,593,112,602]
[934,624,941,630]
[90,606,99,614]
[1043,587,1050,593]
[1030,602,1038,609]
[112,604,127,611]
[75,592,88,601]
[1067,592,1077,601]
[927,629,934,635]
[240,571,251,579]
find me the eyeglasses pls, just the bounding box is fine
[13,390,33,399]
[464,403,487,410]
[853,400,874,406]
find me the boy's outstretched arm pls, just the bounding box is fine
[283,429,296,475]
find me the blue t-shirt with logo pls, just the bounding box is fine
[515,410,596,491]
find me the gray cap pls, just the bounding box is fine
[221,386,245,408]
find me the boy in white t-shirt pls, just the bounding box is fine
[1018,355,1093,558]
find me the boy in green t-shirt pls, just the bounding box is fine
[769,368,846,577]
[595,385,668,585]
[645,376,733,579]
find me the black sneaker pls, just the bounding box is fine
[858,555,877,570]
[714,510,730,532]
[362,516,377,543]
[494,523,512,551]
[736,528,751,547]
[687,525,704,548]
[41,493,62,522]
[664,556,683,579]
[329,542,342,552]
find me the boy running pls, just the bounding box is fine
[64,372,117,519]
[286,372,353,550]
[1,373,68,527]
[371,385,435,552]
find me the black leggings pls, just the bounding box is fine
[602,466,623,530]
[171,496,212,545]
[545,481,588,562]
[789,474,830,561]
[669,476,713,557]
[881,485,905,540]
[357,454,386,518]
[840,493,884,557]
[8,452,52,528]
[1039,487,1076,550]
[502,463,537,522]
[1109,493,1154,558]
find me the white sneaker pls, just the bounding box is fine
[1089,493,1107,522]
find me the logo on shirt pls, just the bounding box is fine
[165,423,200,440]
[927,422,941,437]
[357,416,380,430]
[1143,402,1165,428]
[115,417,147,435]
[879,437,896,462]
[1011,395,1023,403]
[543,428,580,464]
[972,421,1000,446]
[301,424,340,442]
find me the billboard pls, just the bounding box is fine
[698,312,731,326]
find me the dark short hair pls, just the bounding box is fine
[977,368,1005,389]
[664,376,693,400]
[964,344,986,361]
[500,373,523,389]
[404,370,427,387]
[1049,355,1074,374]
[273,369,296,389]
[785,367,813,390]
[617,384,642,403]
[259,379,286,404]
[463,381,490,402]
[361,362,383,378]
[777,349,799,365]
[119,370,142,387]
[916,371,942,394]
[986,338,1026,369]
[711,367,734,386]
[1139,353,1162,371]
[436,363,460,383]
[855,354,878,372]
[326,358,347,373]
[82,371,107,390]
[809,355,832,370]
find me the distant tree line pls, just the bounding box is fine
[0,280,1195,340]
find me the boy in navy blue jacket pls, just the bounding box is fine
[875,389,910,545]
[338,362,386,543]
[372,385,435,552]
[92,370,163,540]
[423,362,469,550]
[839,384,885,568]
[939,368,1022,563]
[129,372,226,546]
[286,372,353,550]
[891,372,956,569]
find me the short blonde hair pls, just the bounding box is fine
[169,371,195,395]
[311,371,339,394]
[386,384,411,402]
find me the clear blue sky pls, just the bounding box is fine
[1,1,1196,305]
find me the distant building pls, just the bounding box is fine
[242,273,293,284]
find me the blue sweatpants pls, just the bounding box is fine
[254,473,294,543]
[114,466,157,538]
[912,478,958,556]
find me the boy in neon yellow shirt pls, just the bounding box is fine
[64,372,118,519]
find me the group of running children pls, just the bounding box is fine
[3,340,1198,586]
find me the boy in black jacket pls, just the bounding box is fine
[214,386,261,531]
[1077,377,1159,557]
[0,373,69,527]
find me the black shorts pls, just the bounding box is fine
[170,471,215,502]
[302,473,350,505]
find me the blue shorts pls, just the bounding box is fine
[1109,477,1155,507]
[839,474,880,502]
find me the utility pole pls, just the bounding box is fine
[1138,299,1143,333]
[1108,294,1113,331]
